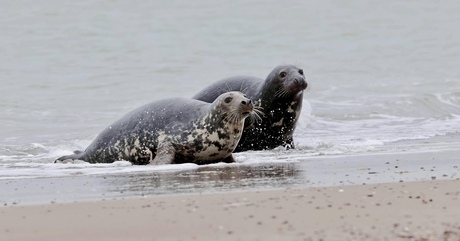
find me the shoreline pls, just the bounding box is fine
[1,179,459,241]
[1,148,460,206]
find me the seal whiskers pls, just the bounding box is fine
[275,88,291,98]
[247,105,264,124]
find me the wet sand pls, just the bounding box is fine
[1,179,459,241]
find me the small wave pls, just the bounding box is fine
[434,91,460,109]
[294,111,460,155]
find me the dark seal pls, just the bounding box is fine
[192,64,308,152]
[56,92,254,165]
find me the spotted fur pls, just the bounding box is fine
[56,92,253,165]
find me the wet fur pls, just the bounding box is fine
[192,65,307,152]
[56,92,252,165]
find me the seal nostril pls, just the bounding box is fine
[241,101,247,105]
[294,77,306,87]
[248,99,252,104]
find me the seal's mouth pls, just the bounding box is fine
[293,78,308,91]
[285,82,308,97]
[241,104,254,116]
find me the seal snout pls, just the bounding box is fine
[241,99,252,106]
[294,76,308,90]
[240,98,254,115]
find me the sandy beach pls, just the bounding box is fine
[1,179,459,241]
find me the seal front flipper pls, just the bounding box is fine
[221,155,235,163]
[150,143,175,165]
[284,137,295,150]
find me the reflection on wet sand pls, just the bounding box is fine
[105,163,302,197]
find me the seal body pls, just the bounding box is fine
[192,65,308,152]
[56,92,253,165]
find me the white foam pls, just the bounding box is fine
[0,160,201,180]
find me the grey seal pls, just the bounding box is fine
[56,91,254,165]
[192,64,308,152]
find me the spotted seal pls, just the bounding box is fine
[192,64,308,152]
[56,91,254,165]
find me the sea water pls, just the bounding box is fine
[1,0,460,182]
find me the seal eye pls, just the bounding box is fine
[224,97,233,103]
[279,72,287,78]
[299,69,304,75]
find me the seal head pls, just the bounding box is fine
[258,65,307,109]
